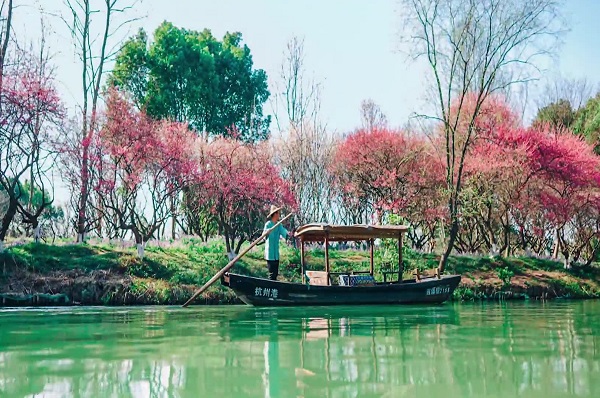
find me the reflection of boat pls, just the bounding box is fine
[223,224,461,306]
[254,308,461,398]
[216,305,460,342]
[305,318,330,340]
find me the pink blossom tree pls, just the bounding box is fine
[0,48,63,249]
[331,128,445,250]
[529,126,600,267]
[93,89,197,257]
[63,0,139,243]
[193,137,296,259]
[331,129,421,218]
[405,148,447,252]
[461,114,600,264]
[453,96,525,254]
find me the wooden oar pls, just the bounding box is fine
[182,212,293,308]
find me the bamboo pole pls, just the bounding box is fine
[369,239,374,276]
[324,233,330,285]
[300,240,306,284]
[182,213,293,307]
[398,232,404,282]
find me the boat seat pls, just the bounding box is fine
[305,271,330,286]
[413,268,441,281]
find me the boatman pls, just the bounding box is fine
[263,205,289,280]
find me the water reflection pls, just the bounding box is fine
[0,302,598,397]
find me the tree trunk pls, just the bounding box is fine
[552,229,560,259]
[156,223,163,241]
[171,196,176,240]
[0,0,13,100]
[137,243,145,258]
[133,231,145,258]
[234,238,245,255]
[97,200,104,238]
[33,223,41,243]
[501,214,511,257]
[0,199,18,246]
[224,231,235,260]
[438,218,458,273]
[50,223,57,244]
[76,143,90,243]
[584,245,598,267]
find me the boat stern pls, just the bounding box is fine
[220,273,231,286]
[421,274,461,303]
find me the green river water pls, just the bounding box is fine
[0,301,599,398]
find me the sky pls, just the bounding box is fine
[9,0,600,203]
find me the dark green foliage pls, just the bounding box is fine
[534,94,600,154]
[573,93,600,154]
[533,99,576,131]
[110,23,271,142]
[497,266,514,287]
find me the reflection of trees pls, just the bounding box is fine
[0,304,599,397]
[443,302,600,397]
[295,311,461,397]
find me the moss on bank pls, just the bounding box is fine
[1,239,599,306]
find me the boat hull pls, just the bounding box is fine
[222,273,461,306]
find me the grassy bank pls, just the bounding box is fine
[1,238,599,306]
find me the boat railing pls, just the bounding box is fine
[329,270,372,276]
[304,260,404,286]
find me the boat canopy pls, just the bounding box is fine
[294,223,409,242]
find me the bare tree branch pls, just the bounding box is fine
[399,0,566,271]
[270,36,337,225]
[61,0,140,242]
[360,99,388,131]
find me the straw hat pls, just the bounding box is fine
[267,205,282,219]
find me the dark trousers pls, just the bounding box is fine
[267,260,279,280]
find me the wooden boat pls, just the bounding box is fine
[221,224,461,307]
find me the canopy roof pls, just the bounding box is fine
[294,223,408,242]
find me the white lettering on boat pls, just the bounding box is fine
[426,285,450,296]
[254,287,279,299]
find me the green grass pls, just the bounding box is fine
[2,240,600,304]
[2,243,123,272]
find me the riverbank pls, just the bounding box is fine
[1,239,599,306]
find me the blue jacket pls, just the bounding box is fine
[263,221,288,260]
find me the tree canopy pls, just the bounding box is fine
[110,22,270,142]
[572,94,600,153]
[533,92,600,154]
[534,99,576,132]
